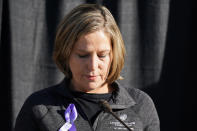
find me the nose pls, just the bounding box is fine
[87,54,98,71]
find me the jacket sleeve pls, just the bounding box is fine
[139,91,160,131]
[14,96,40,131]
[144,101,160,131]
[130,88,160,131]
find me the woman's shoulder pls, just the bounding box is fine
[118,83,157,113]
[116,82,154,106]
[18,83,65,120]
[25,84,60,106]
[15,82,69,130]
[124,86,160,127]
[126,87,154,106]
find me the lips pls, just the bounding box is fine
[86,75,98,80]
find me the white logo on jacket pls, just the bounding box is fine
[109,114,135,130]
[119,114,127,121]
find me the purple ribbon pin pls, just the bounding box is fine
[59,104,78,131]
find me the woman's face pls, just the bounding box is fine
[69,30,112,93]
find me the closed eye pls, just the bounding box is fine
[78,54,89,58]
[98,52,110,58]
[98,54,107,58]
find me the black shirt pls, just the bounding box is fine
[70,89,112,125]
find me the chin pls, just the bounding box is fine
[84,82,102,90]
[86,83,100,89]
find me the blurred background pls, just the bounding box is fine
[0,0,194,130]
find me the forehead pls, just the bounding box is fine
[73,30,111,51]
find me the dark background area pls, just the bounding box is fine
[143,0,194,130]
[0,0,194,130]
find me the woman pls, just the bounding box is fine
[15,4,160,131]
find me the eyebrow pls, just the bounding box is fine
[76,49,111,53]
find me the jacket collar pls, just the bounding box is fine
[109,82,136,109]
[55,78,136,109]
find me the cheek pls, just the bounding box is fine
[100,58,112,75]
[69,56,83,76]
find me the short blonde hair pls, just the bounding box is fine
[53,4,125,84]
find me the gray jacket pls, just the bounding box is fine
[15,78,160,131]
